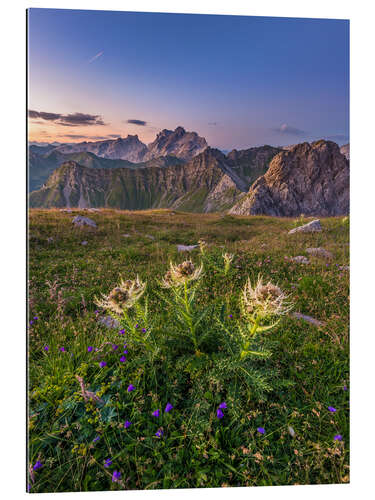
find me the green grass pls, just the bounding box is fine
[28,209,349,492]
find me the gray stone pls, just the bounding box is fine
[72,215,97,228]
[288,256,310,264]
[292,312,325,327]
[306,247,333,259]
[177,244,199,252]
[288,220,322,234]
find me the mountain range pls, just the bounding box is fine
[29,126,350,216]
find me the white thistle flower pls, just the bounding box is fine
[242,275,292,319]
[162,260,203,288]
[94,276,146,313]
[223,252,234,274]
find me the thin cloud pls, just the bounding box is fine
[126,119,147,126]
[272,123,306,136]
[89,50,104,63]
[108,134,122,138]
[28,110,107,126]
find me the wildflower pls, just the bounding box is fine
[120,356,127,363]
[343,385,348,391]
[242,275,292,319]
[33,461,43,471]
[142,328,147,333]
[334,434,343,441]
[43,345,49,352]
[29,320,33,325]
[119,329,125,335]
[165,403,173,413]
[162,260,203,288]
[104,458,112,468]
[218,402,227,409]
[152,409,160,417]
[223,252,234,274]
[124,420,132,429]
[216,409,224,419]
[93,436,100,443]
[87,346,93,352]
[135,324,139,329]
[127,384,135,392]
[328,406,337,413]
[155,429,164,438]
[123,349,128,354]
[257,427,265,435]
[60,347,66,352]
[33,316,38,320]
[112,344,118,350]
[112,470,121,482]
[94,276,146,314]
[99,361,107,368]
[94,310,99,314]
[229,314,233,319]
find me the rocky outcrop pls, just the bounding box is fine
[229,140,349,216]
[144,126,207,161]
[340,143,350,160]
[288,220,322,234]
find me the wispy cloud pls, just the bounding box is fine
[28,110,107,127]
[89,50,104,63]
[272,123,306,136]
[125,119,147,126]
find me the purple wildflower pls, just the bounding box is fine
[343,386,348,391]
[119,329,125,335]
[135,324,139,329]
[120,356,127,363]
[124,420,132,429]
[123,349,128,354]
[87,346,93,353]
[216,408,224,419]
[142,328,147,333]
[33,460,43,471]
[99,361,107,368]
[152,409,161,418]
[33,316,38,320]
[59,347,65,352]
[112,470,121,482]
[334,434,343,441]
[112,344,118,351]
[43,345,49,352]
[219,402,227,409]
[257,427,265,435]
[93,435,100,443]
[29,320,33,325]
[155,429,164,438]
[165,403,173,413]
[328,406,337,413]
[127,384,135,392]
[229,314,233,319]
[104,458,112,468]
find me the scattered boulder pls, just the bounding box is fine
[177,244,199,252]
[292,312,325,327]
[288,220,322,234]
[72,215,97,228]
[306,247,333,259]
[287,256,310,264]
[98,316,120,329]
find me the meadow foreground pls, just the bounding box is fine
[28,209,349,492]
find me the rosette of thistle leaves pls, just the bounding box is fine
[160,260,207,355]
[94,277,154,351]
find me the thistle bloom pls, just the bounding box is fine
[165,403,173,413]
[223,252,234,274]
[99,361,107,368]
[124,420,132,429]
[120,356,127,363]
[242,275,291,319]
[127,384,135,392]
[257,427,265,434]
[328,406,337,413]
[87,346,93,352]
[94,276,146,314]
[155,429,164,438]
[152,409,161,417]
[218,402,227,409]
[112,470,121,482]
[334,434,343,441]
[162,260,203,288]
[216,409,224,419]
[33,461,43,471]
[104,458,112,468]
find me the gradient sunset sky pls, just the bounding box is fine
[27,9,349,149]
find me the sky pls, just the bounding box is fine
[27,9,349,149]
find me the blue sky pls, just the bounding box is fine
[28,9,349,149]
